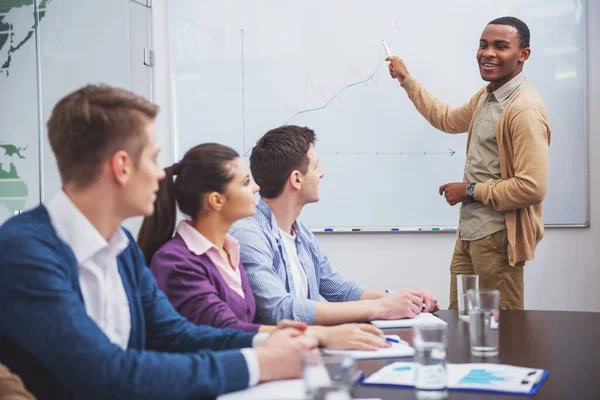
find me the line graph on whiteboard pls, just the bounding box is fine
[239,18,456,158]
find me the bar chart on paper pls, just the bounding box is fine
[168,0,587,230]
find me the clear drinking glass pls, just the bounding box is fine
[412,324,448,399]
[457,274,479,321]
[302,351,355,400]
[467,288,500,357]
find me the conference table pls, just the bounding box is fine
[353,310,600,400]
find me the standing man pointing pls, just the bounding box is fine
[386,17,551,310]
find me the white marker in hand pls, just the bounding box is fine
[382,39,392,58]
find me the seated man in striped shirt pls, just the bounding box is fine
[231,125,439,326]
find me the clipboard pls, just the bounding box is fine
[361,362,549,396]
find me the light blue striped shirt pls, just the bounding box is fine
[230,199,366,325]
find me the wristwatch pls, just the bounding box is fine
[466,183,476,201]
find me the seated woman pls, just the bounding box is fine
[138,143,387,349]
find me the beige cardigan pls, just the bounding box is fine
[401,74,551,265]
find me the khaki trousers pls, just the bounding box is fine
[449,229,525,310]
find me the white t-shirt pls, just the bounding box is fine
[278,228,309,298]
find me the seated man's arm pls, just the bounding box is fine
[359,289,387,300]
[232,226,318,325]
[309,241,381,325]
[317,241,439,313]
[0,236,251,399]
[309,231,437,323]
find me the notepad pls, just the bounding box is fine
[362,362,549,396]
[371,313,448,329]
[324,335,415,359]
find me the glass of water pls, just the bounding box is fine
[457,274,479,321]
[303,350,355,400]
[412,324,448,398]
[467,289,500,357]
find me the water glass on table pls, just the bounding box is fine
[412,324,448,399]
[303,351,356,400]
[457,274,479,321]
[467,288,500,357]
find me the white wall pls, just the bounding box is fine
[151,1,600,312]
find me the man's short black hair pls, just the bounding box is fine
[488,16,530,48]
[250,125,316,199]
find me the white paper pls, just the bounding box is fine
[371,313,448,329]
[363,362,545,395]
[324,335,415,359]
[491,316,499,330]
[304,363,331,390]
[217,379,382,400]
[217,379,305,400]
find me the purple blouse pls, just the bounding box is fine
[150,234,260,332]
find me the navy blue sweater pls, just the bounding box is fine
[0,206,256,399]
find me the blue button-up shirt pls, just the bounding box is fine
[230,199,366,325]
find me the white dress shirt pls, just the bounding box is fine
[47,190,264,386]
[47,190,131,349]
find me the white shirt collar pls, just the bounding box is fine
[46,190,129,263]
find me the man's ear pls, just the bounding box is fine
[289,170,302,191]
[110,150,132,187]
[518,47,531,64]
[206,191,225,211]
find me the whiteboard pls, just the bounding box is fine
[168,0,587,230]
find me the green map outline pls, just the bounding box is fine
[0,144,27,178]
[0,0,50,73]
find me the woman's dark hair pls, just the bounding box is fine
[137,143,239,264]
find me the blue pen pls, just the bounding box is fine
[351,370,364,386]
[385,337,400,343]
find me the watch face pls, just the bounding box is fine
[467,184,475,197]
